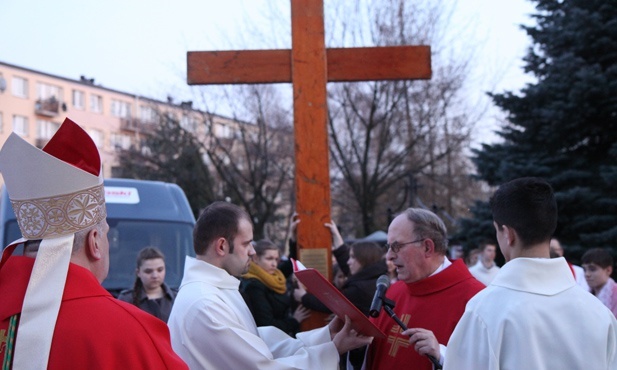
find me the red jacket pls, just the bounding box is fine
[0,256,187,369]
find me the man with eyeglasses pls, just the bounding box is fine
[363,208,484,370]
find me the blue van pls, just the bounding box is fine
[0,178,195,296]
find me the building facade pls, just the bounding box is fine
[0,61,237,182]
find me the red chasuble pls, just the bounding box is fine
[0,256,187,369]
[366,259,484,370]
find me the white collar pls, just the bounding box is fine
[429,256,452,277]
[182,256,240,290]
[491,257,575,295]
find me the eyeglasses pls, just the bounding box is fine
[385,238,426,253]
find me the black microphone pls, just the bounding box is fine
[369,275,390,317]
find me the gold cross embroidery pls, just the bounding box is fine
[0,328,7,354]
[386,314,411,357]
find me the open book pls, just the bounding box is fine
[292,259,385,338]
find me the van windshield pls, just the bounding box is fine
[104,219,194,296]
[5,219,194,297]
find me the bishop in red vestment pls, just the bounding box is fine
[0,118,187,369]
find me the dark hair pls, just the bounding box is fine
[490,177,557,247]
[478,241,496,252]
[253,239,279,257]
[582,248,614,269]
[402,208,448,254]
[132,247,166,306]
[350,241,384,269]
[194,201,251,255]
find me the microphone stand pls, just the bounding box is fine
[380,296,443,370]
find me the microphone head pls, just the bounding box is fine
[376,274,390,289]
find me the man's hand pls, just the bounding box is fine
[331,316,374,354]
[402,328,441,361]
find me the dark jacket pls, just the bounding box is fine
[117,282,177,323]
[240,278,300,336]
[300,255,388,315]
[300,244,387,370]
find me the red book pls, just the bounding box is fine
[292,259,385,338]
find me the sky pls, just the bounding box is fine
[0,0,537,145]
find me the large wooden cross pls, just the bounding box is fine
[187,0,430,327]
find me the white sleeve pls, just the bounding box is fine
[443,310,498,370]
[180,298,339,369]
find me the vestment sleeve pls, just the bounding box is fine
[443,310,498,370]
[181,296,338,369]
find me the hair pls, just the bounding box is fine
[402,208,448,254]
[253,239,279,257]
[193,201,251,255]
[131,247,166,306]
[582,248,614,269]
[490,177,557,247]
[350,241,384,269]
[72,219,106,253]
[479,241,496,252]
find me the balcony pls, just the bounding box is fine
[120,117,157,133]
[35,98,61,117]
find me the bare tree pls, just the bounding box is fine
[196,85,295,242]
[116,110,217,217]
[326,0,484,236]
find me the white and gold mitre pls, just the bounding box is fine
[0,118,106,239]
[0,117,107,370]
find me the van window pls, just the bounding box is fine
[7,219,193,296]
[104,219,193,295]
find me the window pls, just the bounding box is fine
[180,115,196,132]
[12,77,28,98]
[111,99,132,118]
[73,90,85,109]
[36,82,63,101]
[140,105,156,122]
[37,120,60,140]
[12,115,29,137]
[90,94,103,113]
[110,133,132,150]
[216,123,233,138]
[89,129,104,148]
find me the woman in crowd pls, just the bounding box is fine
[241,239,310,336]
[294,224,387,369]
[118,246,177,322]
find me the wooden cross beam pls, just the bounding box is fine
[187,0,430,314]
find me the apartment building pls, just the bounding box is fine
[0,61,237,182]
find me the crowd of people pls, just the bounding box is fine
[0,117,615,369]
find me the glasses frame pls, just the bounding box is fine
[385,238,426,253]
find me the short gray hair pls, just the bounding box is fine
[402,208,448,254]
[72,219,105,254]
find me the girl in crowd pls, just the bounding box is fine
[241,239,310,336]
[118,247,177,322]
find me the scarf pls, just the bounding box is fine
[243,261,287,295]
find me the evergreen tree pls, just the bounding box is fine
[470,0,617,250]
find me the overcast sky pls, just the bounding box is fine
[0,0,536,144]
